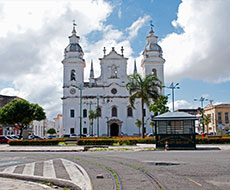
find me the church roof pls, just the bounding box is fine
[100,47,128,60]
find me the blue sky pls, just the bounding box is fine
[0,0,229,119]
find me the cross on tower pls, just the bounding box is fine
[121,46,124,56]
[103,47,106,56]
[150,20,154,29]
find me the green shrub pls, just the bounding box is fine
[196,136,230,144]
[9,139,60,146]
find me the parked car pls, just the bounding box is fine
[0,135,10,144]
[28,135,44,140]
[70,134,77,138]
[11,135,21,139]
[147,133,154,137]
[62,134,70,138]
[47,135,58,139]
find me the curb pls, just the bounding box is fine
[0,173,81,190]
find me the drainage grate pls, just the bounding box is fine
[148,162,180,166]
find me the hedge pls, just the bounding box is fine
[9,139,60,146]
[196,137,230,144]
[77,137,155,145]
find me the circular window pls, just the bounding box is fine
[70,88,76,95]
[111,88,117,94]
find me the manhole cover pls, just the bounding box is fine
[148,162,180,166]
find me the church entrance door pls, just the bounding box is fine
[110,123,119,136]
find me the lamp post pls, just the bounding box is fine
[96,95,99,137]
[79,84,83,138]
[194,96,209,109]
[195,97,208,134]
[166,82,180,112]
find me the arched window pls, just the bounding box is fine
[111,65,118,78]
[127,107,133,117]
[152,68,157,76]
[96,107,102,117]
[112,106,117,117]
[71,69,76,81]
[83,109,87,118]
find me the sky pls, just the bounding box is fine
[0,0,229,120]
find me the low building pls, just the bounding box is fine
[53,114,63,137]
[153,112,197,149]
[203,104,230,135]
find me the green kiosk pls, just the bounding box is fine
[153,112,197,150]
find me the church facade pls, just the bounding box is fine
[62,25,165,136]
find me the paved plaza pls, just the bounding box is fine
[0,144,230,190]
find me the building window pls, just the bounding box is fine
[97,107,102,117]
[83,128,87,134]
[143,108,146,117]
[218,112,222,122]
[225,112,229,123]
[71,69,76,81]
[70,109,75,118]
[83,109,87,118]
[127,107,133,117]
[112,106,117,117]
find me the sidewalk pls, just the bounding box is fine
[0,144,230,152]
[0,177,61,190]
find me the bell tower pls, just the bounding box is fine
[141,25,165,94]
[62,21,85,92]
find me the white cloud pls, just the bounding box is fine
[0,0,113,119]
[160,0,230,83]
[126,15,150,40]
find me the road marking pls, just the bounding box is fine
[61,159,92,190]
[187,177,202,187]
[43,160,56,178]
[23,162,35,175]
[3,165,17,173]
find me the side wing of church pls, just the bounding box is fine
[62,24,165,136]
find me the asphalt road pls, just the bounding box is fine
[0,149,230,190]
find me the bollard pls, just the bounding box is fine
[165,141,169,151]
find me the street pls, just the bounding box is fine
[0,147,230,190]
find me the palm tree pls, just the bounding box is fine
[135,119,141,136]
[88,110,97,136]
[203,114,211,133]
[150,121,155,135]
[126,73,162,138]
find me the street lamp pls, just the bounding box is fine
[78,84,83,138]
[194,97,208,134]
[96,95,100,137]
[194,96,209,109]
[165,82,180,112]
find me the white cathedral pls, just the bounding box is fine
[62,24,165,136]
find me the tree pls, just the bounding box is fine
[135,119,141,136]
[149,95,169,116]
[126,73,162,138]
[203,114,211,133]
[0,99,46,138]
[88,109,100,136]
[47,128,56,135]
